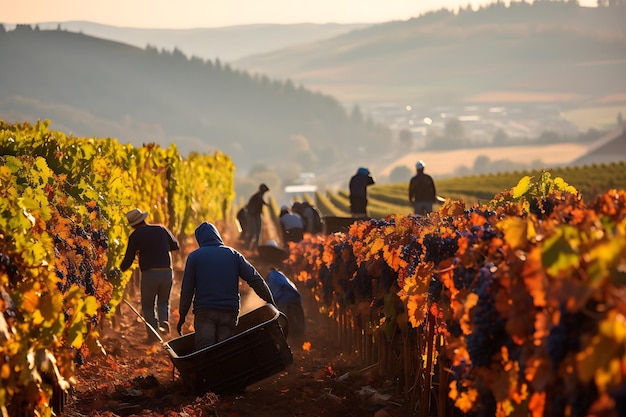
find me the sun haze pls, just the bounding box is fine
[1,0,598,29]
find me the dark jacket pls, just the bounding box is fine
[179,222,274,316]
[267,269,302,307]
[409,172,436,203]
[246,190,268,215]
[349,172,375,199]
[120,224,179,272]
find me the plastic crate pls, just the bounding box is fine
[165,303,293,394]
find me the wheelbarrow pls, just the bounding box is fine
[125,300,293,395]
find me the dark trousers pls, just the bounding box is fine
[350,196,368,217]
[193,308,239,350]
[245,212,262,249]
[140,268,173,339]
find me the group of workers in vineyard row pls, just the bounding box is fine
[119,208,304,351]
[118,160,436,351]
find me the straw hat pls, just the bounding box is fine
[126,208,148,226]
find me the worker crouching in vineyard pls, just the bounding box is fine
[177,222,276,351]
[120,208,180,343]
[266,267,305,340]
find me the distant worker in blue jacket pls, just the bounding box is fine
[177,222,276,350]
[349,167,375,218]
[266,267,305,339]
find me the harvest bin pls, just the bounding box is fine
[165,303,293,394]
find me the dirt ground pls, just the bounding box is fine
[61,225,402,417]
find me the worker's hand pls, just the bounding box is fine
[176,319,184,336]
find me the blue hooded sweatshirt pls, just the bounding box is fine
[179,222,274,316]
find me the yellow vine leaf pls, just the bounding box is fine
[368,238,385,256]
[541,226,580,277]
[586,237,626,287]
[512,176,532,199]
[498,217,534,250]
[496,400,514,417]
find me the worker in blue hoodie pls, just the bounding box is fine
[176,222,276,350]
[266,267,305,339]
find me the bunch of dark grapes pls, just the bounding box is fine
[466,268,506,368]
[452,263,475,290]
[423,232,458,264]
[546,307,587,371]
[318,264,333,306]
[90,229,108,250]
[529,197,556,219]
[427,274,442,303]
[378,262,396,293]
[401,235,423,278]
[0,252,20,286]
[369,217,395,227]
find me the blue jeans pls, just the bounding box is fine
[140,268,173,338]
[193,309,239,350]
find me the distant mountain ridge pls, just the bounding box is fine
[1,21,371,62]
[233,3,626,104]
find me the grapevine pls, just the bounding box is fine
[0,121,235,416]
[285,174,626,416]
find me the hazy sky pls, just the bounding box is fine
[2,0,598,29]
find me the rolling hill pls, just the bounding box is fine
[4,21,370,63]
[234,3,626,105]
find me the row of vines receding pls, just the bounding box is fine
[283,172,626,417]
[0,120,235,416]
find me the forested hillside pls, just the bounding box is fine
[0,25,391,176]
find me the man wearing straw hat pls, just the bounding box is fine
[120,208,180,343]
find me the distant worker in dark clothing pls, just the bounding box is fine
[266,267,305,339]
[245,183,270,250]
[279,205,304,244]
[408,160,437,215]
[236,207,248,242]
[299,201,323,234]
[120,208,180,343]
[177,222,276,350]
[349,167,375,218]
